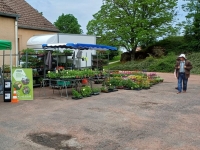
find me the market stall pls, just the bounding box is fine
[40,43,117,98]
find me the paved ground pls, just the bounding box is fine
[0,72,200,150]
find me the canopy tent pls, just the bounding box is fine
[0,40,12,50]
[42,42,117,70]
[42,43,117,51]
[42,43,117,70]
[0,40,12,95]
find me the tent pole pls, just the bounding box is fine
[3,51,4,79]
[86,52,87,68]
[97,52,98,70]
[10,50,12,80]
[108,52,110,79]
[26,51,28,68]
[15,20,18,66]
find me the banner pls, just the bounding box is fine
[12,68,33,100]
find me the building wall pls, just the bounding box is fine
[18,29,57,52]
[0,16,58,67]
[0,16,16,67]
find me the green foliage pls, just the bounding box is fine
[92,87,101,93]
[109,52,200,74]
[87,0,178,59]
[81,86,92,97]
[21,48,36,54]
[187,53,200,74]
[181,0,200,51]
[153,36,186,54]
[63,49,73,55]
[54,13,83,34]
[148,54,176,72]
[72,89,82,98]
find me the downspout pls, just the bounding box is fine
[15,17,18,66]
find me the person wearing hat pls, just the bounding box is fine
[175,54,193,94]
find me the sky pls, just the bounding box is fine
[25,0,187,35]
[25,0,102,34]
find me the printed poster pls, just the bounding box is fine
[12,68,33,100]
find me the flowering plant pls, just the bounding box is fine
[81,86,92,97]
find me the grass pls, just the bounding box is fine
[103,62,121,70]
[109,55,121,62]
[106,52,200,74]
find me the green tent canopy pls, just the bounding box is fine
[0,40,12,50]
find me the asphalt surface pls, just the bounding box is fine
[0,72,200,150]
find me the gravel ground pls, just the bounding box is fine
[0,72,200,150]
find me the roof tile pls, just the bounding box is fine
[0,0,17,15]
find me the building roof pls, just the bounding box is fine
[0,0,59,32]
[0,0,17,16]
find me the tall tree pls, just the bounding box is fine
[87,0,178,60]
[182,0,200,50]
[54,14,83,34]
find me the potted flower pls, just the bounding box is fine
[80,86,92,97]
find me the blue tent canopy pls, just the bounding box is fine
[42,43,117,51]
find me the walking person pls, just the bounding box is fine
[175,54,193,94]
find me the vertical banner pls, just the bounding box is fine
[12,68,33,100]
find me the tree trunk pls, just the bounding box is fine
[130,46,137,60]
[120,52,131,62]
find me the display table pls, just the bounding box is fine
[40,78,84,98]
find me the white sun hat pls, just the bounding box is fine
[178,54,186,59]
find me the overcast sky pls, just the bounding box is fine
[25,0,102,34]
[25,0,187,34]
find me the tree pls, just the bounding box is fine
[182,0,200,50]
[54,14,83,34]
[87,0,178,60]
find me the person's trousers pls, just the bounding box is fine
[178,72,188,92]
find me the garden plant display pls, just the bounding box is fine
[46,69,164,99]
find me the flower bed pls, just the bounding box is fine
[104,71,164,90]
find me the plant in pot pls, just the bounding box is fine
[3,64,10,73]
[72,88,82,99]
[63,49,73,56]
[32,70,39,77]
[92,87,101,95]
[37,50,46,56]
[21,48,36,55]
[52,50,62,56]
[123,79,135,90]
[107,83,116,92]
[47,71,60,79]
[116,80,124,89]
[80,86,92,97]
[101,86,109,93]
[141,79,151,89]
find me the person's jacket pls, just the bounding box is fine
[175,60,193,78]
